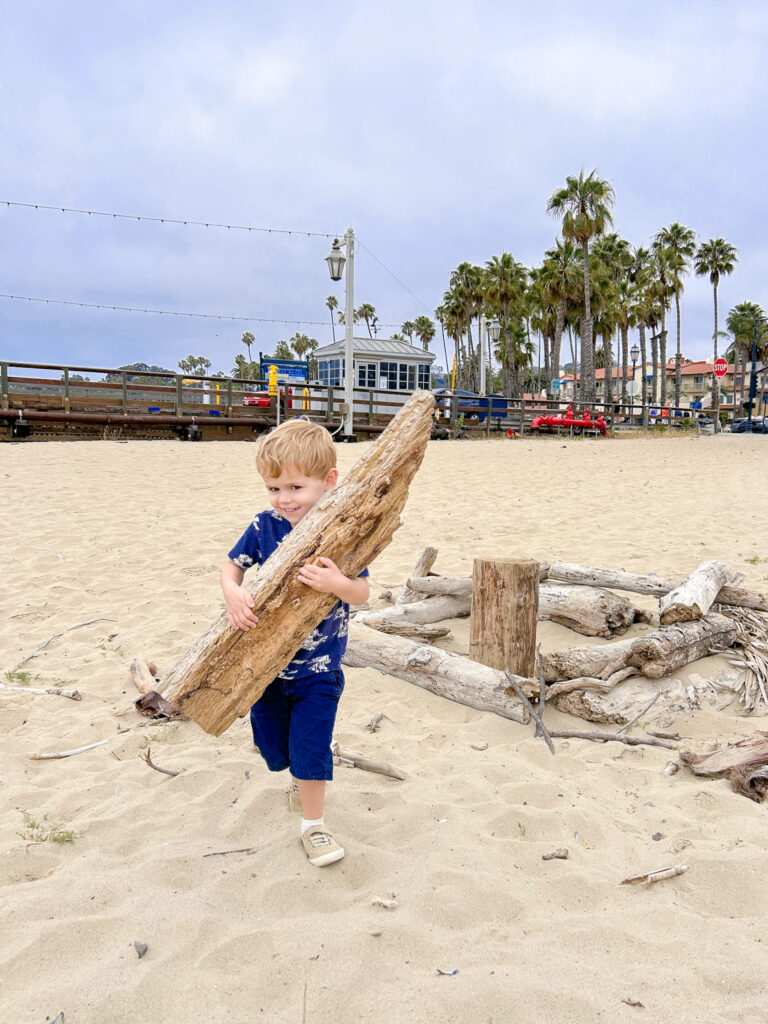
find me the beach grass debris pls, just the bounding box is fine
[141,746,181,777]
[18,811,79,844]
[4,668,34,685]
[17,618,116,668]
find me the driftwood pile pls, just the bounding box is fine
[348,550,768,801]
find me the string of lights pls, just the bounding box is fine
[0,291,404,328]
[1,200,339,239]
[0,293,329,326]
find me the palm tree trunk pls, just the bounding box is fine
[330,312,336,344]
[639,323,648,413]
[603,332,613,406]
[674,288,682,408]
[620,322,629,407]
[553,296,566,391]
[465,306,476,391]
[650,333,658,407]
[440,323,450,381]
[581,239,595,403]
[659,321,668,407]
[712,282,720,432]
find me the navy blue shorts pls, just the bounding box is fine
[249,671,344,781]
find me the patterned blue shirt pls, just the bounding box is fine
[228,509,368,681]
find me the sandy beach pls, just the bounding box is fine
[2,432,768,1024]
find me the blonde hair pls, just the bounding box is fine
[256,418,336,480]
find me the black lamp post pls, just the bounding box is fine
[747,316,764,429]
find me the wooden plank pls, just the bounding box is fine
[469,558,539,677]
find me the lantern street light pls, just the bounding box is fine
[325,228,356,439]
[630,343,640,418]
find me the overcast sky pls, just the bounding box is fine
[1,0,766,376]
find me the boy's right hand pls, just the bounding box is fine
[224,587,260,631]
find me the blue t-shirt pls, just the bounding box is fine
[228,509,368,681]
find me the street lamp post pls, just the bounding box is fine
[747,315,765,430]
[325,228,356,439]
[630,343,639,422]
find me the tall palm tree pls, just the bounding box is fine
[413,314,436,352]
[289,331,318,361]
[434,304,452,382]
[447,262,484,391]
[483,253,528,394]
[592,234,631,407]
[547,170,615,403]
[630,248,654,415]
[726,300,766,413]
[654,223,696,408]
[401,320,416,345]
[535,240,581,397]
[355,303,377,338]
[325,296,338,342]
[649,245,675,407]
[695,238,738,429]
[241,331,255,362]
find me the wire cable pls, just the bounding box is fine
[357,238,434,317]
[1,200,339,239]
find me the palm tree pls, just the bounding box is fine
[649,245,675,407]
[654,223,696,408]
[355,303,377,338]
[630,248,655,415]
[726,300,766,413]
[591,234,632,407]
[401,320,416,345]
[535,240,582,398]
[289,331,318,361]
[547,170,615,403]
[695,238,738,429]
[434,305,452,382]
[241,331,255,363]
[483,253,529,395]
[447,262,484,391]
[325,296,338,342]
[413,314,436,352]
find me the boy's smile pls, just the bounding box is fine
[262,465,338,525]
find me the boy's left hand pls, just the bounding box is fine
[297,556,346,596]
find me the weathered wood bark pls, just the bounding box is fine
[344,623,534,722]
[130,658,158,694]
[538,584,646,637]
[161,390,436,736]
[540,614,739,682]
[552,671,742,725]
[545,561,766,612]
[659,560,741,625]
[470,558,539,676]
[680,732,768,802]
[356,617,451,642]
[405,572,646,637]
[396,547,438,606]
[355,594,471,627]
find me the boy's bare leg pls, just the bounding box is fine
[296,779,325,820]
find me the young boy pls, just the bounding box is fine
[221,418,369,867]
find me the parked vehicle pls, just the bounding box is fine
[432,388,508,422]
[731,417,767,434]
[242,387,292,409]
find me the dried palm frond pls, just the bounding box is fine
[719,607,768,711]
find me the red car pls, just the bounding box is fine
[241,388,292,408]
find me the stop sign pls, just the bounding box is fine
[714,358,728,378]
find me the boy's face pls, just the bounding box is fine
[261,464,338,526]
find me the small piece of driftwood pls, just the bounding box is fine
[203,846,260,858]
[359,618,452,642]
[331,740,405,780]
[621,865,688,885]
[0,683,81,700]
[548,730,677,750]
[366,712,384,733]
[371,896,398,909]
[142,746,181,777]
[505,671,554,755]
[17,618,117,667]
[542,849,569,861]
[31,738,110,760]
[396,547,438,606]
[130,658,158,694]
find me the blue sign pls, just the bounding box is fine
[259,356,308,384]
[552,378,561,392]
[690,401,703,410]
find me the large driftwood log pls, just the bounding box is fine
[344,623,534,722]
[680,731,768,802]
[552,671,742,725]
[470,558,539,675]
[659,560,741,624]
[538,584,646,637]
[540,614,739,682]
[396,547,438,606]
[374,575,642,638]
[161,390,436,736]
[545,561,766,612]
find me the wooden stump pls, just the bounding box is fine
[469,558,539,677]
